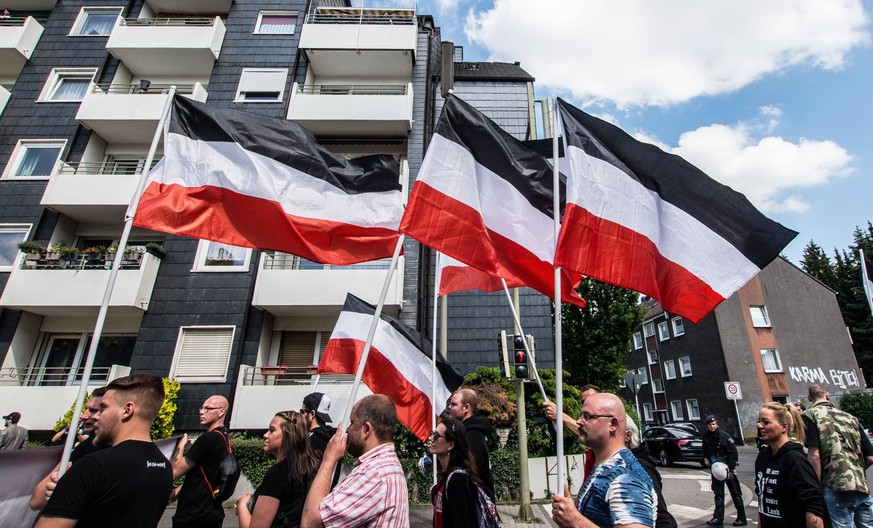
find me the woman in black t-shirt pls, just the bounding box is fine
[234,410,320,528]
[429,418,480,528]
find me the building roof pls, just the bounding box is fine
[454,61,535,82]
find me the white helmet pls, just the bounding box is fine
[711,461,729,481]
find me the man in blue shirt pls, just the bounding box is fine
[552,392,656,528]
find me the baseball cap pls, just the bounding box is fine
[302,393,333,424]
[2,412,21,423]
[705,415,717,424]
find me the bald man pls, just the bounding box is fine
[171,395,231,528]
[552,393,656,528]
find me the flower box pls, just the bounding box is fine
[260,365,288,375]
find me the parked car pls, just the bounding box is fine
[670,422,699,433]
[642,425,705,467]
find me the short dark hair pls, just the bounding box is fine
[352,395,397,442]
[90,386,108,398]
[808,384,828,402]
[580,384,601,393]
[105,375,165,422]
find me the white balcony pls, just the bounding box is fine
[106,16,226,77]
[0,17,43,83]
[41,161,157,224]
[252,254,404,317]
[2,1,57,9]
[145,0,233,15]
[0,365,130,430]
[76,82,208,144]
[0,252,162,317]
[0,85,9,116]
[299,8,416,79]
[287,82,413,138]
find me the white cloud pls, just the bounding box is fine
[465,0,869,107]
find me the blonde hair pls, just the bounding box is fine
[760,401,805,443]
[625,415,641,449]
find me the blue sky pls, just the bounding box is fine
[399,0,872,264]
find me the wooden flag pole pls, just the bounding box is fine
[552,99,566,488]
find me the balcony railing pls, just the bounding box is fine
[296,83,407,95]
[18,250,145,270]
[240,365,352,386]
[0,16,27,27]
[56,160,158,176]
[304,12,415,26]
[0,366,112,386]
[90,82,199,95]
[119,17,217,27]
[262,253,391,271]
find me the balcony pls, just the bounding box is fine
[252,253,404,317]
[286,82,413,138]
[0,252,162,317]
[76,82,208,144]
[0,365,129,430]
[42,161,157,224]
[0,85,9,116]
[299,8,416,79]
[106,16,226,77]
[2,1,57,9]
[0,17,44,83]
[145,0,233,15]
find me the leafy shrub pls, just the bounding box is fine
[151,378,180,440]
[839,391,873,427]
[54,392,92,432]
[231,435,274,487]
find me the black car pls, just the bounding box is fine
[642,425,705,467]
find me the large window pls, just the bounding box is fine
[235,68,288,103]
[637,367,648,384]
[3,140,65,178]
[34,334,135,386]
[70,7,121,36]
[0,224,31,270]
[255,11,298,34]
[193,241,252,271]
[170,326,235,382]
[672,317,685,336]
[633,332,643,349]
[643,321,655,337]
[761,349,783,373]
[686,399,701,420]
[657,321,670,341]
[750,305,772,328]
[664,360,676,380]
[671,400,684,420]
[679,356,692,377]
[39,68,97,102]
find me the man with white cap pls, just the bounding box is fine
[301,392,336,453]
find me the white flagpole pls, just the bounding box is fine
[340,234,406,427]
[862,249,873,316]
[552,99,565,488]
[432,251,443,483]
[58,86,177,476]
[499,279,548,401]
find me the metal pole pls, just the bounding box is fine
[516,378,533,520]
[500,279,547,401]
[551,98,565,487]
[734,399,745,446]
[431,252,442,484]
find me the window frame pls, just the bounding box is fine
[2,139,66,179]
[234,68,288,103]
[637,367,648,384]
[663,359,677,380]
[671,317,685,336]
[652,378,664,393]
[254,11,298,35]
[670,400,684,421]
[761,348,783,373]
[633,332,643,350]
[170,326,235,382]
[678,356,692,377]
[686,399,700,420]
[643,321,655,337]
[657,321,670,341]
[38,68,97,102]
[69,6,122,37]
[750,305,772,328]
[0,224,33,271]
[642,403,653,422]
[192,240,252,272]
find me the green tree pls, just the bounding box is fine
[800,240,836,287]
[562,279,645,392]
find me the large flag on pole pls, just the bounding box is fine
[400,94,585,307]
[319,293,464,441]
[134,97,404,265]
[861,249,873,317]
[554,98,797,323]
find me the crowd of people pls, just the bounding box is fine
[14,374,873,527]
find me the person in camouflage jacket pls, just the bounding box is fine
[803,383,873,527]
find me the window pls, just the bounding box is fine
[643,403,653,422]
[277,331,329,379]
[647,349,659,364]
[34,334,134,386]
[761,349,783,373]
[255,11,298,34]
[671,317,685,336]
[637,367,648,384]
[70,7,121,36]
[0,224,32,270]
[235,68,288,103]
[633,332,643,349]
[664,360,676,380]
[678,356,692,377]
[657,321,670,341]
[750,305,771,328]
[671,400,684,420]
[3,140,65,178]
[171,326,235,382]
[39,68,97,102]
[643,321,655,337]
[652,378,664,393]
[193,241,252,271]
[686,399,700,420]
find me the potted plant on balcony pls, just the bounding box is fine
[83,245,108,266]
[260,364,288,375]
[145,242,166,259]
[123,245,144,262]
[18,241,45,266]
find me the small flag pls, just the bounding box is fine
[134,97,404,265]
[555,98,797,323]
[861,249,873,317]
[319,293,464,441]
[437,253,524,296]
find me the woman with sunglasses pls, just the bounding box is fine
[234,410,320,528]
[428,417,482,527]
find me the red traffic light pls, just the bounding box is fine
[515,351,526,363]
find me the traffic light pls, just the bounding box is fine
[497,330,510,379]
[513,334,529,380]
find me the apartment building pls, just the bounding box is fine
[623,257,865,439]
[0,0,554,433]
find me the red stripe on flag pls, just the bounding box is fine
[402,182,585,306]
[135,182,400,265]
[318,338,435,441]
[439,264,512,295]
[556,204,725,323]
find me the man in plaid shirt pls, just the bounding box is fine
[302,394,409,527]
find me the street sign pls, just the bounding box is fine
[724,381,742,400]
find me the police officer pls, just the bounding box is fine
[702,415,747,527]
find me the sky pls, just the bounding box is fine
[379,0,873,264]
